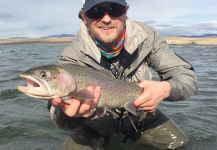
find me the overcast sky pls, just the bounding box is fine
[0,0,217,38]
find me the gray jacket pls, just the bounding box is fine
[49,19,198,132]
[59,19,198,101]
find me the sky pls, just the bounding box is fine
[0,0,217,38]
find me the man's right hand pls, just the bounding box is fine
[52,86,101,118]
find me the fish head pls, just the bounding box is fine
[17,65,76,99]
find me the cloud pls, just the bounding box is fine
[127,0,189,23]
[0,0,217,38]
[34,25,53,31]
[157,22,217,36]
[142,21,157,25]
[0,9,14,20]
[156,24,173,28]
[0,0,82,38]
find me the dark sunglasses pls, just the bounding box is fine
[85,3,127,20]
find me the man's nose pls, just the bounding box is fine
[101,12,112,24]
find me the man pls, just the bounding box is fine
[48,0,198,149]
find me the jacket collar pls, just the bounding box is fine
[78,19,148,63]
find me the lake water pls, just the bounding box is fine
[0,44,216,150]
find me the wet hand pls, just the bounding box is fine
[52,86,101,117]
[134,80,171,112]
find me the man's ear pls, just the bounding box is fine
[125,5,129,15]
[78,10,83,20]
[79,10,87,25]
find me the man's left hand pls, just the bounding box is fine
[134,80,171,112]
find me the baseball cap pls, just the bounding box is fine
[79,0,128,19]
[82,0,127,12]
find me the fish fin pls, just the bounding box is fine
[68,89,95,100]
[123,102,139,116]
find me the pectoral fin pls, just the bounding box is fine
[123,102,139,116]
[67,89,95,100]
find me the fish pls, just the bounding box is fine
[17,64,144,115]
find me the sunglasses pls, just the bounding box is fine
[85,3,127,20]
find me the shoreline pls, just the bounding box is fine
[0,37,73,45]
[0,36,217,46]
[165,36,217,46]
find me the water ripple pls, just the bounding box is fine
[0,45,217,150]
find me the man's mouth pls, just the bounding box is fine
[99,26,114,30]
[100,27,111,30]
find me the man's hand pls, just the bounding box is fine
[52,86,101,117]
[134,80,171,112]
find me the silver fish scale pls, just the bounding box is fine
[61,64,143,109]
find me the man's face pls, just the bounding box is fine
[81,3,128,44]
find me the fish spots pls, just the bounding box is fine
[77,73,87,77]
[101,95,107,100]
[77,81,82,85]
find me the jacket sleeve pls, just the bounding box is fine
[48,102,87,131]
[48,101,86,130]
[58,46,81,64]
[147,31,198,101]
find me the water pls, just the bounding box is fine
[0,44,216,150]
[0,44,69,150]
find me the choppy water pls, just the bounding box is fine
[0,44,216,150]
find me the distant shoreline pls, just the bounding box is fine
[0,37,73,45]
[0,36,217,46]
[165,36,217,46]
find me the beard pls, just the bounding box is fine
[89,25,125,44]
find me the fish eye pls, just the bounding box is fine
[40,71,47,78]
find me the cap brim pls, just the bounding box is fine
[83,0,127,12]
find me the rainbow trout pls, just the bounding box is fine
[17,64,143,115]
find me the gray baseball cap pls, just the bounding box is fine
[82,0,127,12]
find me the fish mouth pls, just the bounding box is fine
[17,74,52,99]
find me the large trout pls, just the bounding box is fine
[17,64,143,115]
